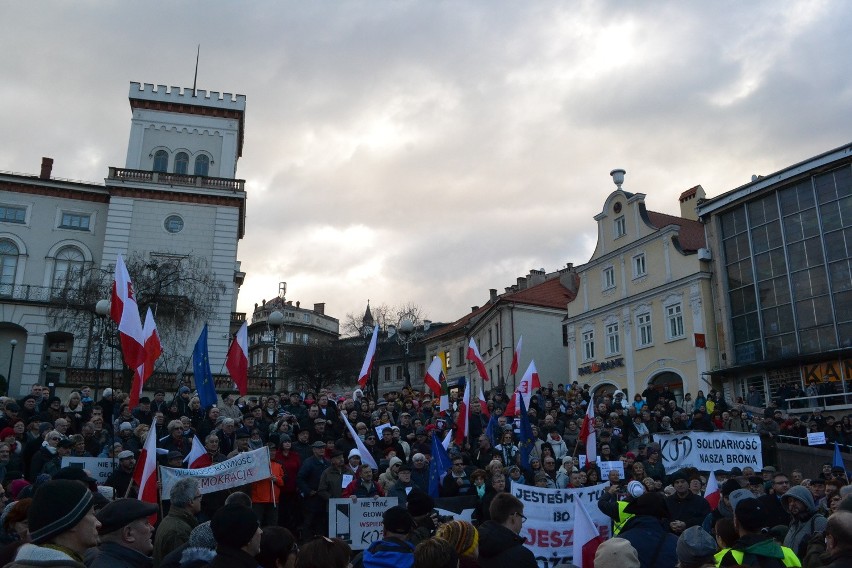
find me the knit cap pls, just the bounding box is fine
[436,520,479,558]
[28,480,94,544]
[594,537,640,568]
[211,504,259,549]
[188,520,217,549]
[676,526,717,566]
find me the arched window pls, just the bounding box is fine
[194,154,210,176]
[52,246,85,292]
[153,150,169,173]
[174,152,189,175]
[0,240,18,294]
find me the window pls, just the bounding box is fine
[614,216,626,237]
[602,266,615,290]
[284,331,294,343]
[303,314,311,323]
[194,155,210,176]
[52,246,85,291]
[153,150,168,173]
[582,330,595,361]
[457,346,464,366]
[0,240,18,293]
[164,215,184,234]
[489,328,493,349]
[444,350,452,368]
[384,367,391,382]
[0,205,26,224]
[633,253,646,277]
[59,212,91,231]
[637,312,653,347]
[396,366,403,381]
[174,152,189,175]
[666,303,685,339]
[606,322,620,356]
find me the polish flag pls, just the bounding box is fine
[184,435,208,469]
[442,429,453,451]
[424,357,443,398]
[340,410,378,470]
[503,361,540,417]
[358,324,380,388]
[132,424,159,523]
[478,387,490,418]
[579,399,597,464]
[112,254,147,370]
[226,321,249,396]
[466,338,490,382]
[572,497,604,568]
[454,383,470,446]
[704,471,721,510]
[129,308,162,410]
[509,336,523,376]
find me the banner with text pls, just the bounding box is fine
[328,497,398,550]
[61,457,120,485]
[512,482,610,568]
[652,431,762,474]
[160,448,272,499]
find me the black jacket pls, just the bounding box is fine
[619,515,679,568]
[666,491,710,528]
[206,546,258,568]
[477,520,537,568]
[89,541,152,568]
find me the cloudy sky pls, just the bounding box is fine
[1,2,849,328]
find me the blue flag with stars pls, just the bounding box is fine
[518,393,535,470]
[193,324,217,409]
[428,428,453,498]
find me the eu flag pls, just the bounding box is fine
[428,427,453,498]
[193,324,217,409]
[485,414,499,447]
[518,394,535,470]
[834,442,846,473]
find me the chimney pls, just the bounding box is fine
[678,185,705,221]
[471,306,479,312]
[40,157,53,180]
[528,269,545,286]
[313,303,325,315]
[517,277,527,290]
[489,289,497,303]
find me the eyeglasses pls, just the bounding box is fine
[515,512,527,522]
[453,462,464,466]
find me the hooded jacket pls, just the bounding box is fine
[477,520,537,568]
[781,485,827,556]
[717,534,801,568]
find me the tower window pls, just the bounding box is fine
[174,152,189,175]
[153,150,169,173]
[194,155,210,176]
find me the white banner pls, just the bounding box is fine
[512,482,610,568]
[652,431,762,474]
[61,457,120,485]
[577,457,625,479]
[328,497,398,550]
[808,432,827,446]
[159,448,272,499]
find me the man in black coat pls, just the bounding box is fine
[665,470,710,533]
[296,440,329,541]
[478,493,537,568]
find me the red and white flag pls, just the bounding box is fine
[132,424,159,523]
[503,360,540,417]
[226,321,249,396]
[112,254,147,370]
[184,435,208,469]
[424,357,443,398]
[579,399,597,464]
[454,382,470,446]
[358,324,379,388]
[572,497,604,568]
[704,470,721,510]
[466,338,490,382]
[129,308,162,410]
[340,410,378,470]
[509,336,523,376]
[478,387,490,418]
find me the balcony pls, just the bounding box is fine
[108,167,245,192]
[0,284,89,307]
[64,368,283,396]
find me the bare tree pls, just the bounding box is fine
[281,341,361,394]
[341,302,429,337]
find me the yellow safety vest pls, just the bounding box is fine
[714,546,801,568]
[613,500,635,536]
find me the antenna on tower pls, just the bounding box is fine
[192,44,200,97]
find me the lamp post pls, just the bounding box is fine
[268,310,284,393]
[388,317,430,388]
[5,339,17,396]
[95,299,111,394]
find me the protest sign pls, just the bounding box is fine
[61,457,119,485]
[653,431,762,474]
[512,483,610,568]
[577,457,625,479]
[808,432,827,446]
[160,448,271,499]
[328,497,398,549]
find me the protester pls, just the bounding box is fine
[594,537,641,568]
[153,477,201,565]
[619,492,679,568]
[257,526,298,568]
[295,536,350,568]
[207,504,263,568]
[477,493,536,568]
[436,520,480,568]
[413,537,458,568]
[352,505,415,568]
[717,497,800,567]
[90,498,158,568]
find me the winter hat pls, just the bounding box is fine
[721,479,742,497]
[734,497,766,532]
[406,489,434,517]
[382,506,414,534]
[188,520,217,549]
[211,504,259,549]
[676,526,717,567]
[436,521,479,557]
[627,480,645,498]
[624,492,669,518]
[28,480,94,544]
[594,537,640,568]
[8,479,30,500]
[102,388,113,397]
[728,489,754,514]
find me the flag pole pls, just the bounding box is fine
[157,465,165,521]
[267,446,277,508]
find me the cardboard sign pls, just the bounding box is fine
[60,457,120,484]
[808,432,827,446]
[328,497,398,550]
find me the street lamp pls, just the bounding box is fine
[388,317,430,388]
[95,299,111,393]
[5,339,17,396]
[268,310,284,392]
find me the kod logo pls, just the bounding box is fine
[660,436,693,462]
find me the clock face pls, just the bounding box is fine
[614,202,622,213]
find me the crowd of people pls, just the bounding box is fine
[0,378,849,568]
